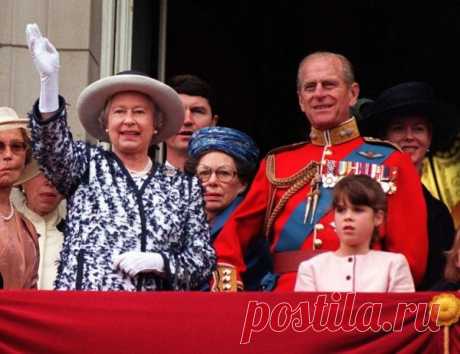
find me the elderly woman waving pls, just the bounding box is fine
[25,24,215,291]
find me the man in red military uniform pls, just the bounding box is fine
[213,51,428,291]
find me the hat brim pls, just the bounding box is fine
[14,159,41,186]
[360,100,459,153]
[0,120,30,133]
[367,100,436,120]
[77,75,184,144]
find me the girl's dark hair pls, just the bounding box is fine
[332,174,387,244]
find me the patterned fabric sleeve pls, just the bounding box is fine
[162,176,216,290]
[29,96,90,197]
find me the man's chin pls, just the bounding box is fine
[310,117,344,131]
[166,140,189,152]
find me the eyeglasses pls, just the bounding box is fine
[196,166,238,183]
[0,141,27,155]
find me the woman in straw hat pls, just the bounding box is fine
[0,107,39,289]
[11,159,65,290]
[359,81,457,291]
[25,24,215,291]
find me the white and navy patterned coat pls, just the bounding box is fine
[29,99,215,291]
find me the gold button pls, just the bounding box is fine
[223,284,231,290]
[324,149,332,156]
[314,223,324,231]
[314,238,323,248]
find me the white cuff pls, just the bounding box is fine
[39,72,59,113]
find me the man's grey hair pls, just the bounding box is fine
[296,51,355,90]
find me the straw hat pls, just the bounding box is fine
[0,107,29,133]
[76,71,185,144]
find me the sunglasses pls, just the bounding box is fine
[0,141,27,154]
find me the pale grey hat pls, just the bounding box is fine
[76,72,185,144]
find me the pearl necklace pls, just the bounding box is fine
[128,158,153,177]
[0,201,15,221]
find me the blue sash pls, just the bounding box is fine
[275,143,393,252]
[210,195,243,241]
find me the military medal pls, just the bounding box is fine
[315,159,399,195]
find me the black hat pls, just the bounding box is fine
[351,98,374,122]
[359,82,459,153]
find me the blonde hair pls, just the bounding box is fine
[444,229,460,283]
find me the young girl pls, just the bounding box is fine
[295,174,415,292]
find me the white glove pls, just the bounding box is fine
[25,23,60,113]
[113,251,165,277]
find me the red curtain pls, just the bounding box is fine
[0,291,457,354]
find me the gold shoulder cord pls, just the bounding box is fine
[263,154,319,238]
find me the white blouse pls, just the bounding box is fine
[295,250,415,292]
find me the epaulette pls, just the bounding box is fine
[363,136,402,152]
[265,141,309,157]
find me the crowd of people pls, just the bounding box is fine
[0,23,458,293]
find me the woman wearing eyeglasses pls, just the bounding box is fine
[186,127,270,290]
[0,107,39,289]
[187,127,259,236]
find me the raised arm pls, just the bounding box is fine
[26,23,60,118]
[26,23,90,196]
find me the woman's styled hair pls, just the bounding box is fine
[444,230,460,283]
[332,174,387,244]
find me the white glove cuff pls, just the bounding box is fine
[153,253,165,273]
[39,72,59,113]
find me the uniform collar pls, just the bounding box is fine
[310,117,360,146]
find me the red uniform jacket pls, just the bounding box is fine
[214,135,428,291]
